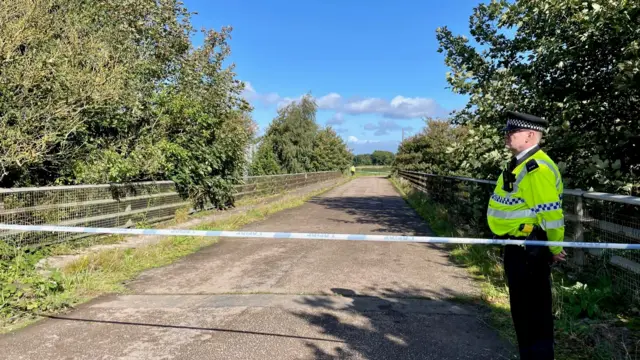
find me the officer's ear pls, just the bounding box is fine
[532,130,543,143]
[536,131,544,141]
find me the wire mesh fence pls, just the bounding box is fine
[235,171,340,200]
[0,171,342,247]
[397,170,640,301]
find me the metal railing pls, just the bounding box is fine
[397,170,640,299]
[0,171,342,247]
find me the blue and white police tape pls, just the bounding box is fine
[1,223,640,250]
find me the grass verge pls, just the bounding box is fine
[390,177,640,360]
[0,177,349,333]
[355,172,391,177]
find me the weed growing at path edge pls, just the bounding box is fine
[0,178,349,333]
[390,177,640,360]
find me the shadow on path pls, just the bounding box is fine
[34,314,345,344]
[309,196,435,236]
[290,288,515,360]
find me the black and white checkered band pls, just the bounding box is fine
[507,119,546,132]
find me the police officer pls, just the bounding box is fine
[487,111,567,360]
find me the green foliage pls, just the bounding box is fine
[395,119,464,174]
[353,151,395,166]
[0,0,256,209]
[259,95,319,174]
[434,0,639,193]
[311,127,352,172]
[557,281,612,319]
[353,154,373,166]
[250,137,282,176]
[394,118,510,180]
[370,150,395,166]
[0,242,65,320]
[250,96,352,175]
[355,166,392,176]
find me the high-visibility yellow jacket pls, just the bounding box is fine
[487,146,564,255]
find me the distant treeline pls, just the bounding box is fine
[353,151,395,166]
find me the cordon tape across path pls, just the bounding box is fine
[1,223,640,250]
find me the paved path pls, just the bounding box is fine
[0,177,514,359]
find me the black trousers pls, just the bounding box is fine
[503,244,554,360]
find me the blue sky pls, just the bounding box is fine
[183,0,480,154]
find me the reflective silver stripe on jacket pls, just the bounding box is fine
[487,208,536,220]
[536,160,561,191]
[541,219,565,230]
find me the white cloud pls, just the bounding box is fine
[343,98,386,113]
[317,93,342,108]
[327,94,445,119]
[364,120,413,136]
[387,96,443,119]
[242,82,282,107]
[244,82,256,93]
[277,95,305,109]
[242,82,447,119]
[347,136,380,145]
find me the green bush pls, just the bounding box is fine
[432,0,639,193]
[251,95,352,176]
[0,0,256,209]
[0,242,65,320]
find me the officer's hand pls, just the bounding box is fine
[552,250,567,263]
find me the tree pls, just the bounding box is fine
[353,151,395,166]
[353,154,373,166]
[250,137,282,176]
[0,0,256,209]
[393,116,511,182]
[0,0,153,185]
[435,0,639,193]
[250,96,352,175]
[311,127,352,172]
[371,150,395,166]
[262,95,319,174]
